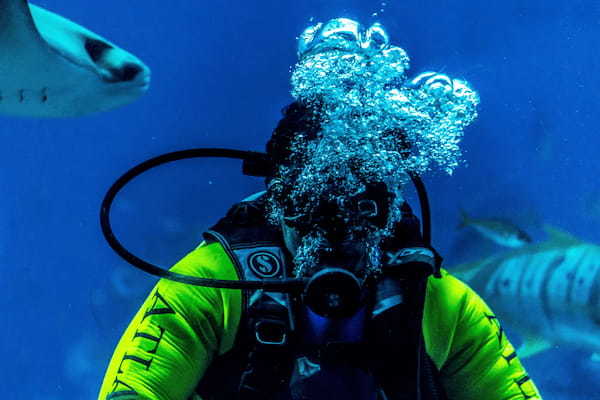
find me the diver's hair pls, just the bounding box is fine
[266,101,411,170]
[266,101,324,168]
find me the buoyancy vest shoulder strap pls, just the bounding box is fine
[203,194,292,307]
[197,194,295,399]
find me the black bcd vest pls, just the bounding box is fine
[195,196,449,400]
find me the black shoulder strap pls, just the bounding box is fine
[370,203,449,400]
[203,195,292,309]
[197,195,295,400]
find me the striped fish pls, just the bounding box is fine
[453,225,600,358]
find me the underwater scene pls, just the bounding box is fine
[2,0,599,399]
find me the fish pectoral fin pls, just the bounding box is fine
[451,258,492,282]
[543,224,580,245]
[517,336,554,358]
[451,266,480,282]
[451,260,480,273]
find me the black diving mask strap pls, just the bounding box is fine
[99,148,436,290]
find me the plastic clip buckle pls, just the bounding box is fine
[255,319,288,346]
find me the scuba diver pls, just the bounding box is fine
[97,19,542,400]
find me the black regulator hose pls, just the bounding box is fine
[408,172,431,247]
[100,148,436,289]
[99,148,306,292]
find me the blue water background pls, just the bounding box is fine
[1,1,599,398]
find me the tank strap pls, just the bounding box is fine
[238,290,295,399]
[198,194,296,399]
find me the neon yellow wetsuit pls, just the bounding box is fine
[98,241,543,400]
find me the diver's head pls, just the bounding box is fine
[265,18,480,279]
[266,100,397,228]
[265,100,402,280]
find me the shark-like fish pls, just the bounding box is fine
[0,0,150,117]
[453,226,600,359]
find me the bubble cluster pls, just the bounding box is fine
[269,18,480,277]
[293,18,479,176]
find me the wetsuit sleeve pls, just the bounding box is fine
[97,242,243,400]
[427,272,542,400]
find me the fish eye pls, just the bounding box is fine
[84,38,113,63]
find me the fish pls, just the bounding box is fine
[453,225,600,359]
[458,210,532,248]
[0,0,150,117]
